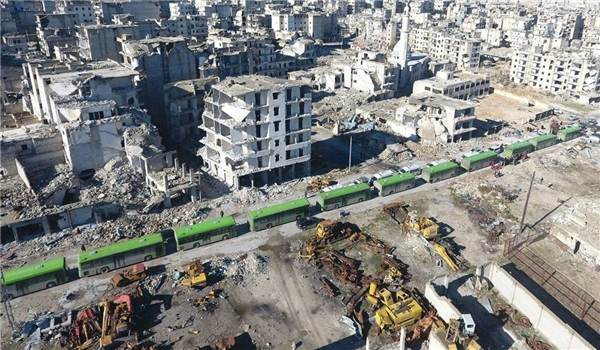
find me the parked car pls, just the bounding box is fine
[488,144,503,154]
[353,176,370,185]
[569,115,580,121]
[296,217,318,230]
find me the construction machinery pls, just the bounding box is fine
[110,263,149,288]
[445,314,481,350]
[98,294,136,348]
[306,176,331,192]
[181,260,208,289]
[365,282,424,333]
[300,220,355,258]
[404,215,439,240]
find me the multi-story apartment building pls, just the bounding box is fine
[162,15,208,40]
[77,24,140,61]
[55,0,95,25]
[169,2,196,18]
[200,76,312,188]
[510,46,600,98]
[163,77,218,149]
[410,27,481,70]
[96,0,161,24]
[270,11,328,39]
[413,70,490,100]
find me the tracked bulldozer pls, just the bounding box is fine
[300,220,355,258]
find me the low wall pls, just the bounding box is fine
[484,263,593,350]
[424,275,461,322]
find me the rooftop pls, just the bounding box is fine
[410,93,477,110]
[212,76,305,96]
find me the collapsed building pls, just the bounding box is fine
[393,93,477,143]
[199,76,312,188]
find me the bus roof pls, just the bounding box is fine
[375,173,415,186]
[463,150,497,163]
[558,126,582,134]
[531,134,556,143]
[78,233,163,263]
[1,256,66,285]
[175,216,236,240]
[423,161,458,174]
[318,183,370,200]
[506,141,532,150]
[249,197,310,220]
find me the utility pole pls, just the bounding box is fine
[348,136,353,171]
[519,171,535,233]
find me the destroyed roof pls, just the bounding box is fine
[164,77,219,99]
[409,93,477,110]
[0,123,58,142]
[213,75,306,96]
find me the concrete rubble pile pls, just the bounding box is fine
[208,253,269,285]
[0,179,39,218]
[79,157,150,204]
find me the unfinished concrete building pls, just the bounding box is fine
[163,77,219,152]
[200,76,312,188]
[394,93,477,143]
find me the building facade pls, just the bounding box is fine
[200,76,312,188]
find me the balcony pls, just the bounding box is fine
[285,139,310,151]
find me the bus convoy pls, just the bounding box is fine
[0,126,585,300]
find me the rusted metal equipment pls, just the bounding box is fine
[382,202,407,223]
[381,256,412,281]
[318,276,337,297]
[526,336,551,350]
[315,250,360,286]
[365,282,424,333]
[306,177,331,192]
[210,334,235,350]
[493,303,532,328]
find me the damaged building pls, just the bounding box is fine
[23,60,140,124]
[119,36,197,126]
[163,77,219,152]
[413,70,491,100]
[199,76,312,188]
[394,93,477,143]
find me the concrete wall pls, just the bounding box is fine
[484,263,594,350]
[62,118,130,175]
[424,276,462,322]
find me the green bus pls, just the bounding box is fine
[421,162,459,183]
[503,141,534,158]
[175,216,237,251]
[528,134,557,150]
[374,173,416,196]
[1,256,69,301]
[317,183,371,211]
[248,198,310,231]
[460,151,497,172]
[557,126,582,141]
[78,233,165,277]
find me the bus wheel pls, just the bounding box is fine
[388,191,394,196]
[266,223,273,229]
[100,267,110,274]
[358,198,364,202]
[193,243,200,249]
[222,235,229,240]
[46,282,57,289]
[144,255,153,261]
[406,186,411,190]
[334,204,339,209]
[296,215,302,220]
[3,294,13,301]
